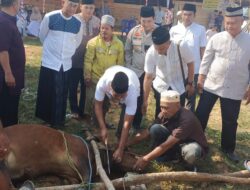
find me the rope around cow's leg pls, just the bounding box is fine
[73,134,93,190]
[60,131,92,190]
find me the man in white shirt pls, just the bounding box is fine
[196,6,250,163]
[35,0,83,127]
[94,65,140,162]
[170,3,207,112]
[143,26,194,118]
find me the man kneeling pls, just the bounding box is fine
[133,90,208,171]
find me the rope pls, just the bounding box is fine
[73,134,93,190]
[60,131,92,190]
[122,176,126,190]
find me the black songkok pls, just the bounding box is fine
[182,3,196,14]
[140,6,155,18]
[152,27,170,45]
[81,0,94,4]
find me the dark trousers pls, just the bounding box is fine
[68,68,86,116]
[154,87,186,119]
[0,83,20,127]
[36,66,69,126]
[149,124,180,161]
[186,74,198,112]
[195,90,241,152]
[132,73,144,129]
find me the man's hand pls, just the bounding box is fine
[84,77,92,87]
[113,147,124,163]
[133,156,149,172]
[244,87,250,105]
[185,84,195,98]
[141,101,148,115]
[5,72,16,87]
[197,74,206,94]
[100,127,108,144]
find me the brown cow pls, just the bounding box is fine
[0,124,139,188]
[1,124,94,185]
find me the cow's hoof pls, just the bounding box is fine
[19,180,35,190]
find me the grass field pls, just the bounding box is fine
[19,37,250,190]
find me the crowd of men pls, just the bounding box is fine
[0,0,250,174]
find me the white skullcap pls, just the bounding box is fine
[101,15,115,27]
[176,11,182,16]
[161,90,180,103]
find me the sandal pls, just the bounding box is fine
[244,160,250,171]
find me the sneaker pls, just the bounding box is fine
[244,160,250,171]
[19,180,35,190]
[66,113,79,120]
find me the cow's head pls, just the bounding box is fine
[98,143,141,176]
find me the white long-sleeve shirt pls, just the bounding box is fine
[144,42,194,94]
[170,22,207,74]
[199,31,250,100]
[39,10,83,72]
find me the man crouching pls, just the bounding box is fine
[94,65,140,163]
[133,90,208,171]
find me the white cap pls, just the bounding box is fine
[161,90,180,103]
[176,11,182,16]
[101,15,115,27]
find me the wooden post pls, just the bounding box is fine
[85,131,115,190]
[35,170,250,190]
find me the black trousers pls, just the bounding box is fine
[186,74,198,112]
[68,68,86,116]
[35,66,69,126]
[154,87,186,119]
[195,90,241,152]
[132,73,144,129]
[0,83,20,127]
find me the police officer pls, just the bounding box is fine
[125,6,157,131]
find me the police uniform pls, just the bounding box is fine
[125,6,156,129]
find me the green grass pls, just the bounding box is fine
[20,37,250,190]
